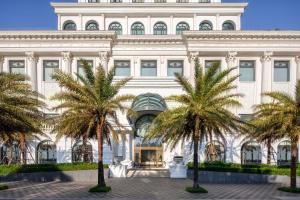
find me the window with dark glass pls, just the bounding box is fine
[131,22,145,35]
[199,21,213,30]
[77,60,93,78]
[110,0,122,2]
[239,114,253,122]
[154,0,166,2]
[239,61,255,82]
[114,60,131,76]
[132,0,144,2]
[63,21,77,30]
[205,60,221,73]
[274,61,290,82]
[9,60,25,74]
[176,0,189,3]
[86,21,99,31]
[141,60,157,76]
[168,60,183,76]
[109,22,123,35]
[176,22,190,35]
[153,22,167,35]
[43,60,59,81]
[222,21,235,30]
[88,0,99,2]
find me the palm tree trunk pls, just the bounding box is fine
[290,136,298,188]
[267,139,272,165]
[82,135,89,163]
[193,116,200,189]
[97,118,106,188]
[20,133,26,165]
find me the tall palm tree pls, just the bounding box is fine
[0,72,44,165]
[51,60,134,190]
[148,59,243,191]
[254,82,300,189]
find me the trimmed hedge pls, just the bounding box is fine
[0,163,109,176]
[187,161,300,176]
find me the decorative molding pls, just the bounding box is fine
[295,56,300,64]
[25,52,38,63]
[226,51,237,63]
[99,51,110,64]
[260,51,273,63]
[62,51,73,63]
[0,55,4,63]
[188,51,199,63]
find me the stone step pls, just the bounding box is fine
[127,169,170,178]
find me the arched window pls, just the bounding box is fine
[199,21,213,31]
[109,22,123,35]
[86,21,99,31]
[222,21,235,30]
[0,143,21,164]
[153,22,167,35]
[277,140,291,166]
[241,141,262,165]
[205,141,225,162]
[37,140,57,164]
[176,22,190,35]
[131,22,145,35]
[63,21,77,30]
[72,140,93,163]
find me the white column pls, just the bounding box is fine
[188,51,199,85]
[216,14,220,30]
[170,15,174,35]
[260,51,273,103]
[61,52,73,74]
[295,56,300,81]
[57,14,61,30]
[25,52,38,91]
[79,14,83,30]
[0,56,4,72]
[99,51,110,72]
[147,15,151,34]
[100,14,105,30]
[125,15,128,35]
[193,13,197,30]
[125,133,131,160]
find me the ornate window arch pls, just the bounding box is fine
[0,142,21,164]
[131,22,145,35]
[199,20,213,31]
[86,20,99,31]
[241,141,262,165]
[222,20,236,30]
[37,140,57,164]
[277,140,292,166]
[72,140,93,163]
[176,22,190,35]
[153,22,167,35]
[205,140,226,162]
[63,21,77,30]
[109,22,123,35]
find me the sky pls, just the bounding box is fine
[0,0,299,30]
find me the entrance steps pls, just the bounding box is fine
[127,168,170,178]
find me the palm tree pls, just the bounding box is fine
[254,82,300,189]
[147,59,243,191]
[51,60,134,190]
[0,72,44,165]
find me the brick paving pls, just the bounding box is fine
[1,178,300,200]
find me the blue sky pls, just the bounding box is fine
[0,0,299,30]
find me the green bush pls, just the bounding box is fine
[278,187,300,193]
[89,185,111,193]
[187,161,300,176]
[0,163,109,176]
[185,186,208,193]
[0,184,8,190]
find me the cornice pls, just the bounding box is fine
[0,31,116,41]
[116,35,183,45]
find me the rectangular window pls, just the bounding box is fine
[239,114,253,122]
[167,60,183,76]
[9,60,25,74]
[141,60,157,76]
[114,60,131,76]
[274,61,290,82]
[77,60,93,78]
[43,60,59,81]
[205,60,221,73]
[239,60,256,82]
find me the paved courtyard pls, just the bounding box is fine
[1,178,300,200]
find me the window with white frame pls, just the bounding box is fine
[274,61,290,82]
[77,60,93,78]
[167,60,183,76]
[141,60,157,76]
[239,60,255,82]
[114,60,131,76]
[43,60,59,81]
[205,60,221,73]
[9,60,25,74]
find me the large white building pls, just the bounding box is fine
[0,0,300,167]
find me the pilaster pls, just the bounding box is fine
[61,51,73,74]
[295,56,300,81]
[25,52,38,91]
[225,51,238,68]
[0,56,4,72]
[260,51,273,102]
[188,51,199,85]
[99,51,110,72]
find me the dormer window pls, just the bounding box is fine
[88,0,99,2]
[109,22,123,35]
[110,0,122,2]
[86,21,99,31]
[222,21,236,30]
[199,21,213,31]
[153,22,167,35]
[63,21,77,31]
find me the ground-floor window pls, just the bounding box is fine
[277,140,291,166]
[205,140,225,162]
[0,143,21,164]
[72,140,93,163]
[241,141,261,165]
[37,140,57,164]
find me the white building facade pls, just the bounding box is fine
[0,0,300,167]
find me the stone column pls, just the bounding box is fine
[61,52,73,74]
[295,56,300,81]
[99,51,110,73]
[0,56,4,72]
[25,52,38,91]
[260,51,273,102]
[188,51,199,85]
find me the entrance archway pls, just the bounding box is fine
[241,141,262,165]
[277,140,291,166]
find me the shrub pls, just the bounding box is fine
[278,187,300,193]
[185,186,208,193]
[89,185,111,193]
[0,184,8,190]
